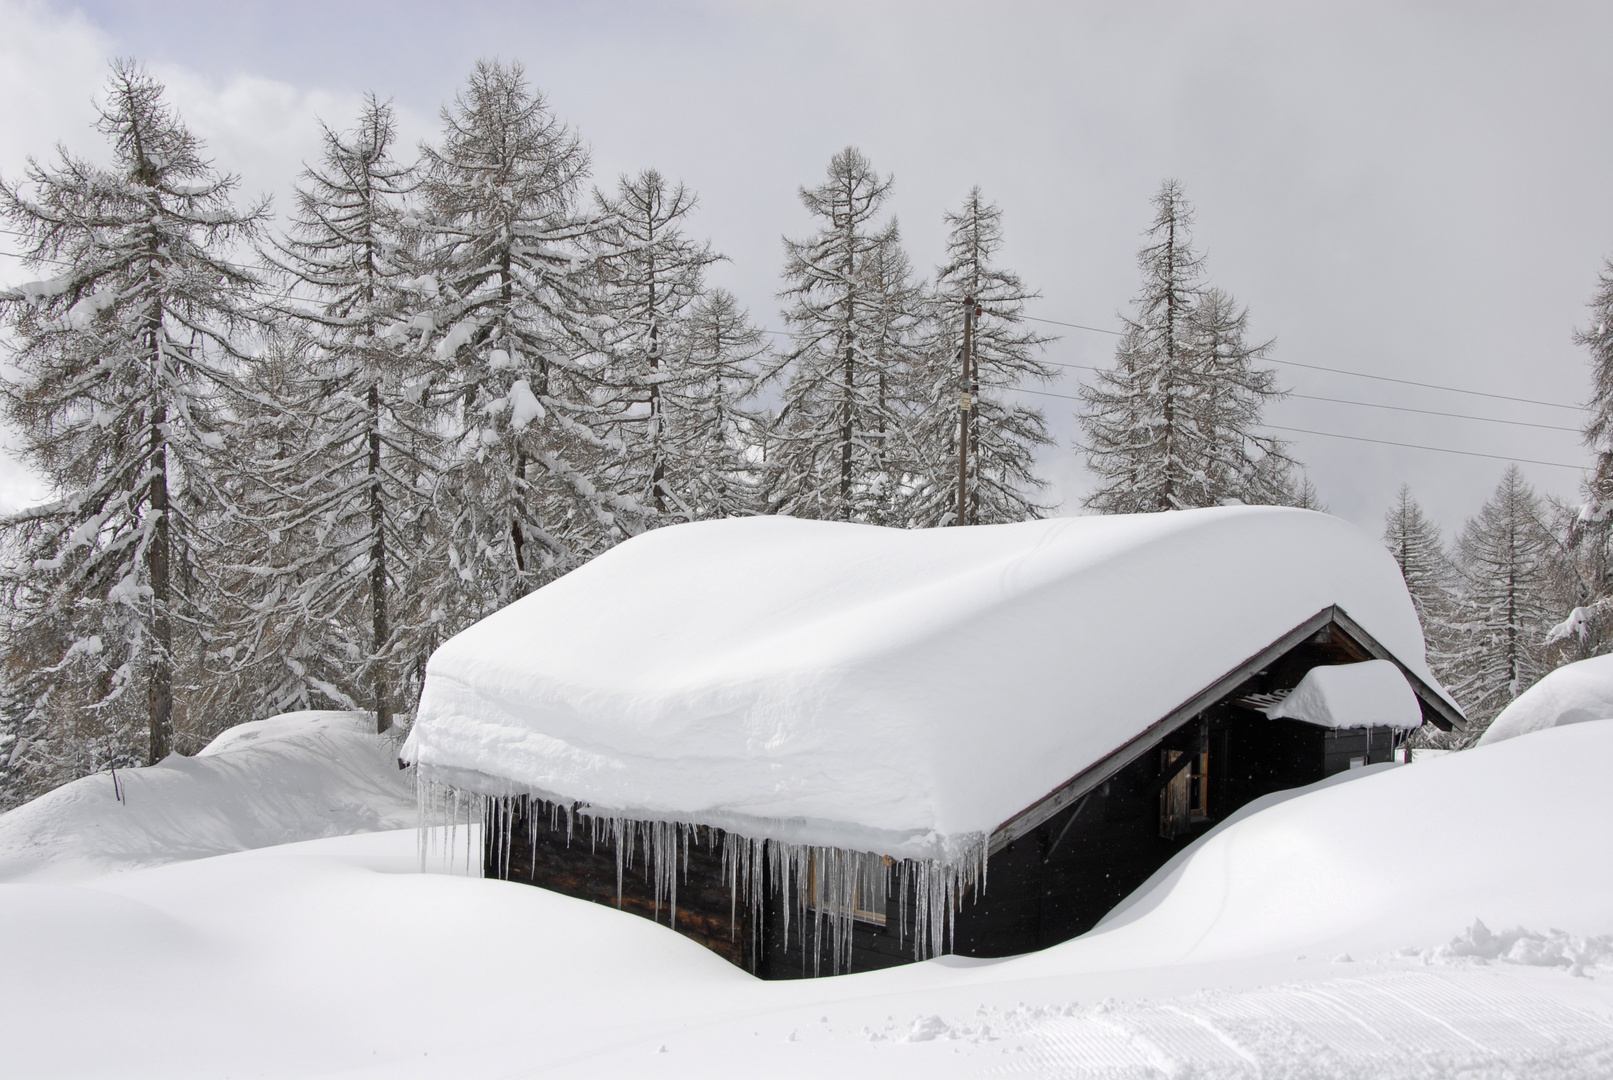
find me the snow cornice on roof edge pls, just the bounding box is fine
[403,509,1454,864]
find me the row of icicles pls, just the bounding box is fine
[418,778,986,975]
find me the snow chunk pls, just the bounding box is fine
[1264,660,1422,730]
[507,378,544,430]
[406,509,1448,860]
[1478,654,1613,746]
[66,287,116,329]
[434,318,477,361]
[16,276,73,301]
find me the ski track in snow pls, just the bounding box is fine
[984,970,1613,1078]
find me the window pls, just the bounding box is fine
[1160,748,1210,839]
[807,852,892,926]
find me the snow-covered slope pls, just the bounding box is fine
[1,719,1609,1078]
[1480,653,1613,745]
[407,508,1450,859]
[0,710,415,883]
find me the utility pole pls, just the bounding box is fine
[956,296,980,526]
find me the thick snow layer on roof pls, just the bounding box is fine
[1264,660,1423,730]
[1477,654,1613,746]
[405,507,1449,860]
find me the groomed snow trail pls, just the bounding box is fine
[991,969,1613,1079]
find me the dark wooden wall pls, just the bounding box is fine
[486,623,1414,977]
[487,800,754,969]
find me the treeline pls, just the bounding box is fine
[0,60,1066,805]
[3,58,1606,808]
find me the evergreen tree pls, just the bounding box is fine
[1447,466,1557,737]
[1078,181,1293,513]
[223,95,432,732]
[415,59,642,626]
[766,148,922,524]
[1546,259,1613,659]
[905,188,1056,526]
[1382,485,1458,678]
[0,62,264,791]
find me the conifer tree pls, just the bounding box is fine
[223,95,431,732]
[1078,181,1293,513]
[0,62,264,787]
[766,148,922,524]
[594,169,722,517]
[415,59,642,626]
[655,288,772,519]
[905,188,1056,526]
[1447,466,1557,736]
[1546,259,1613,659]
[1382,484,1458,675]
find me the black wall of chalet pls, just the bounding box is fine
[485,623,1408,977]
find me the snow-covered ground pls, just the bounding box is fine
[2,712,1611,1077]
[0,710,414,882]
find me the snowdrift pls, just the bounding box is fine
[1,715,1609,1078]
[0,711,415,883]
[1479,653,1613,746]
[405,508,1452,861]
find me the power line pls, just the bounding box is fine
[1020,313,1125,336]
[1264,424,1585,472]
[1031,356,1582,431]
[1286,392,1581,433]
[1025,309,1582,410]
[1011,385,1585,470]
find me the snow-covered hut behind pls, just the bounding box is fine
[404,508,1462,976]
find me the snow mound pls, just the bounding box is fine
[1478,654,1613,746]
[406,508,1449,860]
[1426,919,1613,975]
[1064,720,1613,967]
[1,714,1610,1077]
[1265,659,1423,729]
[0,711,415,883]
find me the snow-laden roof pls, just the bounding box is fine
[1265,660,1424,730]
[1477,655,1613,746]
[404,508,1448,861]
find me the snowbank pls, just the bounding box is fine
[1478,653,1613,746]
[0,711,415,882]
[406,508,1448,859]
[1265,658,1423,729]
[1,714,1609,1078]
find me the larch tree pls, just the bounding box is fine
[1382,484,1458,680]
[414,59,642,627]
[766,148,922,524]
[905,188,1056,527]
[594,169,721,518]
[226,94,432,732]
[1078,180,1293,513]
[0,62,265,788]
[1447,466,1558,737]
[655,288,773,519]
[1546,258,1613,660]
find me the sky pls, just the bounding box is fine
[2,0,1611,539]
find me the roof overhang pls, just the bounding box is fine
[987,605,1464,855]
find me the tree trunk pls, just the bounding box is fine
[368,381,391,734]
[147,399,173,763]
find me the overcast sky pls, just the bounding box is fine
[3,0,1611,539]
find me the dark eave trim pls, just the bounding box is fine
[1328,607,1466,734]
[987,605,1467,855]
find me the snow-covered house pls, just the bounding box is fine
[402,508,1463,977]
